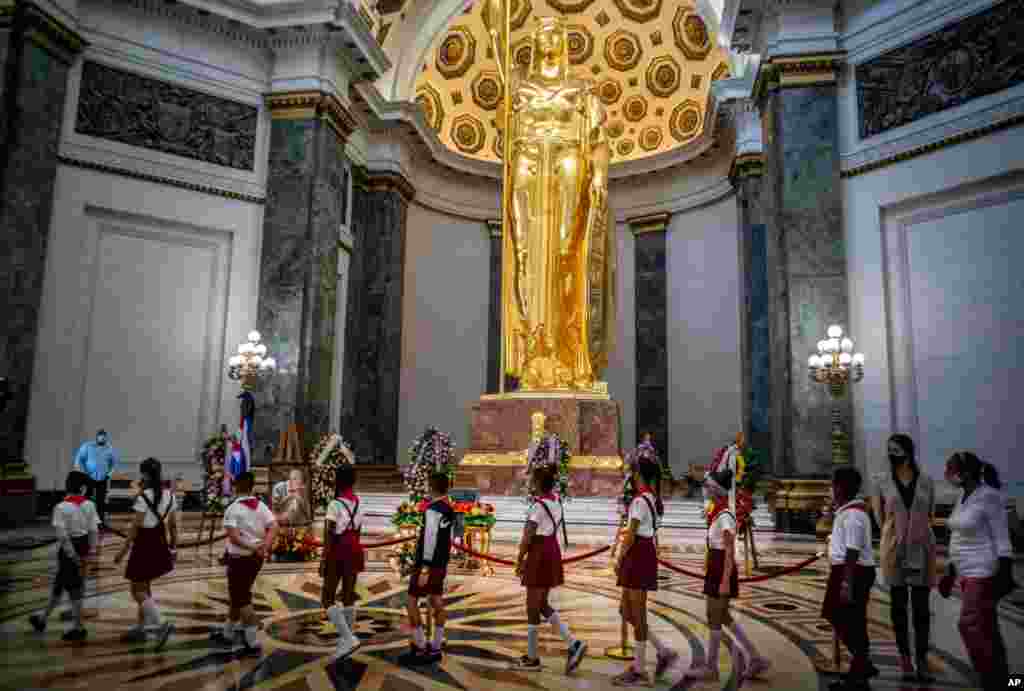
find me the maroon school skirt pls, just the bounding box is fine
[408,566,447,597]
[821,564,875,620]
[125,525,174,583]
[227,554,264,607]
[618,536,658,591]
[325,530,365,577]
[522,534,564,589]
[703,548,739,598]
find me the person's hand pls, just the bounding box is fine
[417,571,430,588]
[938,573,955,599]
[515,560,524,577]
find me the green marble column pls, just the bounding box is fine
[0,2,84,462]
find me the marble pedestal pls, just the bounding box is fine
[456,393,624,497]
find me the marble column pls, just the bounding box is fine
[485,219,502,394]
[732,148,771,467]
[341,170,413,464]
[257,92,355,458]
[630,213,669,456]
[0,3,84,462]
[757,55,849,478]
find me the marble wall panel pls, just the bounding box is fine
[634,229,668,456]
[342,180,408,464]
[0,39,72,462]
[486,223,502,393]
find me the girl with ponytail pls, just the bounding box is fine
[114,457,177,650]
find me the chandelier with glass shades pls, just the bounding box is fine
[228,331,276,390]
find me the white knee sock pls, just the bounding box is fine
[547,611,574,644]
[635,643,647,671]
[142,598,161,627]
[344,606,355,630]
[413,625,426,649]
[221,620,236,637]
[706,629,723,671]
[728,621,760,658]
[433,625,445,648]
[527,624,539,660]
[648,630,671,656]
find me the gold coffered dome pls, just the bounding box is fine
[387,0,729,164]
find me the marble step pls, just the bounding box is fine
[352,493,775,531]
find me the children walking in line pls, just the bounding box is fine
[822,466,877,690]
[113,457,177,650]
[403,472,456,664]
[514,465,587,674]
[613,459,677,686]
[685,468,770,682]
[29,471,100,641]
[320,463,364,660]
[211,472,277,654]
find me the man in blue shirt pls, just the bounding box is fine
[73,430,119,525]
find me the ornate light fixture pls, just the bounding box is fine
[808,324,865,465]
[228,331,276,390]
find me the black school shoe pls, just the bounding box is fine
[399,644,437,666]
[62,628,87,642]
[513,655,542,671]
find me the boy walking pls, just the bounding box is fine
[29,471,100,641]
[212,472,278,654]
[403,472,456,664]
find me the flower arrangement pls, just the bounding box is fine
[403,427,456,503]
[271,526,321,561]
[390,498,497,529]
[462,501,497,529]
[705,441,765,530]
[200,427,232,514]
[526,433,571,503]
[620,440,661,515]
[391,500,425,529]
[309,433,355,511]
[394,540,417,577]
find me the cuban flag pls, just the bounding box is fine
[235,391,255,478]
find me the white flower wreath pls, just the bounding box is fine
[403,427,456,502]
[525,433,571,504]
[309,433,354,511]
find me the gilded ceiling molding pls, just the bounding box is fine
[628,212,670,235]
[265,91,358,144]
[0,0,88,62]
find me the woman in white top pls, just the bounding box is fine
[113,457,177,649]
[939,452,1014,691]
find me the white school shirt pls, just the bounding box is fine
[52,499,100,538]
[829,499,875,566]
[708,511,737,549]
[133,489,176,529]
[326,496,363,533]
[223,496,276,556]
[948,485,1012,578]
[627,494,658,538]
[527,498,563,536]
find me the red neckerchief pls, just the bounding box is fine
[836,500,866,515]
[64,495,87,506]
[337,489,358,503]
[238,497,260,510]
[536,493,557,502]
[705,499,730,528]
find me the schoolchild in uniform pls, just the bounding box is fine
[685,468,770,682]
[211,472,277,653]
[114,457,177,650]
[28,471,100,641]
[613,459,677,686]
[403,472,456,664]
[514,465,588,673]
[822,466,878,689]
[320,463,363,660]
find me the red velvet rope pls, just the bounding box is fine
[453,542,612,566]
[656,552,823,583]
[307,535,417,550]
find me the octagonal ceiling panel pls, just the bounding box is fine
[402,0,729,163]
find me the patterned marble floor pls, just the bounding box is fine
[1,525,1021,691]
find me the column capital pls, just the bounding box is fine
[627,212,670,236]
[352,167,416,203]
[264,90,358,145]
[730,153,765,183]
[1,0,88,63]
[753,51,844,102]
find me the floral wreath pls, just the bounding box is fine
[526,433,571,503]
[620,440,660,515]
[200,427,232,514]
[403,427,456,503]
[705,442,765,529]
[309,433,355,511]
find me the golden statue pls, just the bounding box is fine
[482,5,616,391]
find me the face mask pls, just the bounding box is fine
[96,435,107,445]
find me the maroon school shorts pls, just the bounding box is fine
[408,567,447,597]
